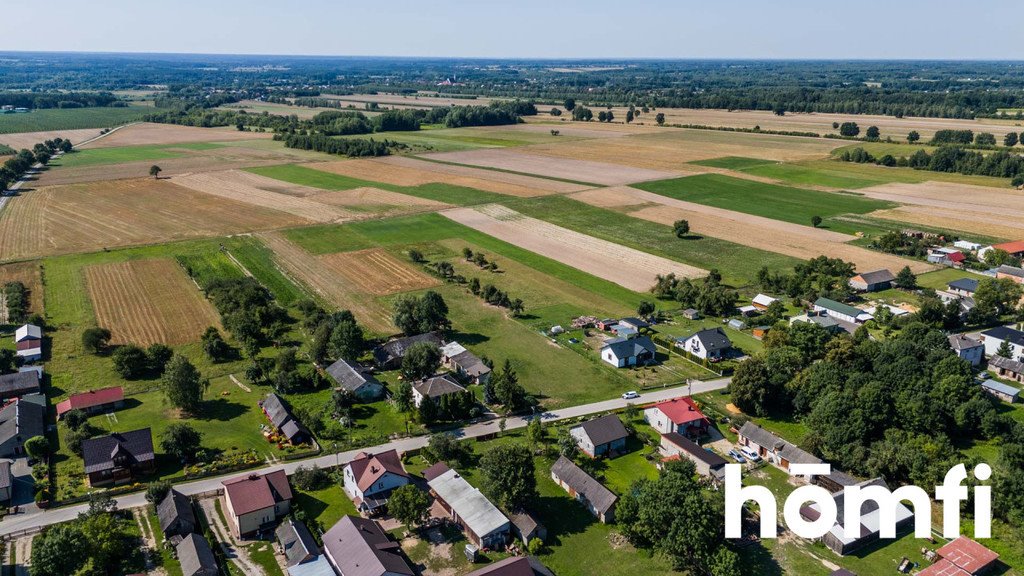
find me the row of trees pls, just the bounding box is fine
[1,281,29,324]
[0,138,71,191]
[651,271,738,317]
[840,146,1024,185]
[276,133,394,157]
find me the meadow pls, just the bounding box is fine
[53,142,224,168]
[0,106,146,134]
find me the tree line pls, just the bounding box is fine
[839,146,1024,186]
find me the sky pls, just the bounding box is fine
[2,0,1023,60]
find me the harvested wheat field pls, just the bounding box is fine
[422,149,679,186]
[442,204,705,291]
[79,122,272,149]
[0,128,108,150]
[172,170,355,223]
[320,248,439,295]
[0,261,44,321]
[870,207,1024,240]
[375,156,591,195]
[84,259,221,346]
[0,178,304,261]
[857,181,1024,219]
[257,232,395,332]
[310,187,450,216]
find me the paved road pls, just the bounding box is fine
[0,378,729,536]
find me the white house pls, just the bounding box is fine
[14,324,42,362]
[600,336,656,368]
[411,374,467,408]
[342,450,411,515]
[948,334,984,367]
[980,326,1024,360]
[675,328,732,360]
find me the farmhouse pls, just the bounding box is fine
[980,326,1024,360]
[81,427,156,486]
[325,358,384,401]
[157,489,197,545]
[928,248,965,268]
[992,240,1024,258]
[738,421,823,474]
[276,518,320,568]
[0,394,45,458]
[509,511,547,546]
[676,328,732,360]
[948,334,984,366]
[0,460,11,503]
[848,269,895,292]
[813,297,870,325]
[0,370,41,400]
[412,373,467,408]
[660,432,727,481]
[644,396,711,437]
[466,556,555,576]
[441,341,492,384]
[996,264,1024,284]
[342,449,411,515]
[260,393,310,445]
[222,469,293,538]
[372,332,443,369]
[751,293,778,311]
[321,515,415,576]
[947,278,979,296]
[550,456,617,523]
[918,536,999,576]
[799,478,914,555]
[600,335,656,368]
[176,533,219,576]
[13,324,42,362]
[988,355,1024,385]
[425,463,511,549]
[980,375,1020,403]
[569,414,628,458]
[55,386,125,419]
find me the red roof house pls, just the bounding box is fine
[993,240,1024,257]
[222,469,292,537]
[56,386,125,419]
[918,537,1000,576]
[643,397,711,436]
[342,450,412,515]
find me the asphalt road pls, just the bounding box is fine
[0,377,730,536]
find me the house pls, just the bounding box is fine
[260,393,310,445]
[0,394,46,457]
[611,325,637,338]
[342,449,412,515]
[676,328,732,361]
[814,297,869,324]
[980,326,1024,360]
[412,374,467,408]
[325,359,384,401]
[980,376,1020,403]
[55,386,125,419]
[441,342,491,384]
[0,460,11,502]
[752,326,771,340]
[157,489,197,545]
[176,533,219,576]
[618,317,650,331]
[221,469,293,537]
[751,293,778,311]
[848,269,895,292]
[954,240,983,252]
[949,334,985,366]
[644,396,711,436]
[988,355,1024,385]
[862,304,909,319]
[0,370,40,400]
[992,240,1024,258]
[276,518,320,567]
[928,248,966,267]
[466,556,555,576]
[509,511,547,546]
[321,515,415,576]
[660,432,727,481]
[790,312,845,333]
[948,278,980,296]
[425,463,511,549]
[372,332,443,369]
[550,456,617,523]
[81,427,156,486]
[800,478,914,555]
[738,422,823,474]
[14,324,42,362]
[996,264,1024,284]
[569,413,628,458]
[918,536,1000,576]
[682,308,701,320]
[600,335,656,368]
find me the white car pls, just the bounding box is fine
[739,445,762,462]
[621,391,640,400]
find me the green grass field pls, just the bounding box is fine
[751,158,1012,189]
[632,173,896,235]
[223,235,311,305]
[53,142,223,168]
[0,106,147,135]
[690,156,778,170]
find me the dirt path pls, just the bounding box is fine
[198,498,264,576]
[13,535,32,576]
[132,508,168,576]
[230,374,252,393]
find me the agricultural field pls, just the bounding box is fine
[0,261,44,316]
[78,122,273,149]
[53,141,226,168]
[0,106,146,135]
[83,258,222,346]
[319,248,440,295]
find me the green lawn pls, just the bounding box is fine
[690,156,778,170]
[247,541,285,576]
[0,106,147,135]
[293,483,359,533]
[632,173,895,235]
[53,142,223,168]
[915,268,986,291]
[755,158,1013,190]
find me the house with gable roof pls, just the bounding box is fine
[342,449,412,515]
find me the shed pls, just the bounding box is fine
[550,456,617,523]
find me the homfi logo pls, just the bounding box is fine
[724,463,992,540]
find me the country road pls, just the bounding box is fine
[0,377,729,536]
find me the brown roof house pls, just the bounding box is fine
[157,489,197,545]
[569,414,628,458]
[918,536,1000,576]
[322,515,415,576]
[550,456,617,523]
[221,469,293,538]
[466,556,555,576]
[81,427,155,487]
[848,269,895,292]
[342,449,412,515]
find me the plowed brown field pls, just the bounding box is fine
[79,122,272,149]
[320,248,439,295]
[422,149,679,186]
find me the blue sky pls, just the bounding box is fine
[3,0,1022,59]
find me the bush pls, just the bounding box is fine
[112,345,150,379]
[292,464,332,490]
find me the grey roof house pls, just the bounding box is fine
[81,427,156,486]
[426,463,511,549]
[0,393,46,457]
[276,518,320,567]
[600,335,656,368]
[676,328,733,360]
[372,332,444,369]
[325,359,384,401]
[176,533,219,576]
[848,269,895,292]
[550,456,618,523]
[260,393,310,444]
[412,374,467,408]
[569,414,628,458]
[158,489,197,544]
[0,370,41,400]
[322,515,415,576]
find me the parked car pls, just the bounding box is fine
[727,449,747,464]
[621,390,640,400]
[739,445,761,462]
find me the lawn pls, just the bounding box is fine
[0,106,147,134]
[690,156,778,170]
[247,540,285,576]
[53,142,223,168]
[632,173,895,235]
[915,267,987,291]
[292,483,359,533]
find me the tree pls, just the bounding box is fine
[597,111,607,122]
[527,417,546,448]
[401,341,441,381]
[424,432,471,466]
[895,265,917,289]
[395,381,414,412]
[329,319,364,361]
[626,109,634,123]
[865,126,880,140]
[673,219,690,238]
[637,301,656,317]
[292,465,331,490]
[160,423,203,463]
[480,444,537,511]
[417,395,439,424]
[148,343,173,373]
[491,359,526,412]
[81,327,112,354]
[112,345,150,379]
[389,484,430,528]
[31,523,89,576]
[605,111,614,122]
[975,132,997,147]
[572,106,593,121]
[408,248,424,263]
[839,122,860,137]
[557,428,578,459]
[997,340,1014,359]
[907,130,920,143]
[655,113,666,125]
[145,480,172,504]
[201,326,230,362]
[1004,132,1019,147]
[811,215,822,228]
[162,355,207,414]
[549,108,561,117]
[563,98,575,111]
[24,435,48,460]
[149,165,162,179]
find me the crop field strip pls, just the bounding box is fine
[0,262,44,315]
[0,107,147,136]
[83,259,222,346]
[374,155,591,195]
[319,248,440,295]
[77,122,275,149]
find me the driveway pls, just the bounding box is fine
[8,458,37,515]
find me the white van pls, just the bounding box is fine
[739,445,762,462]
